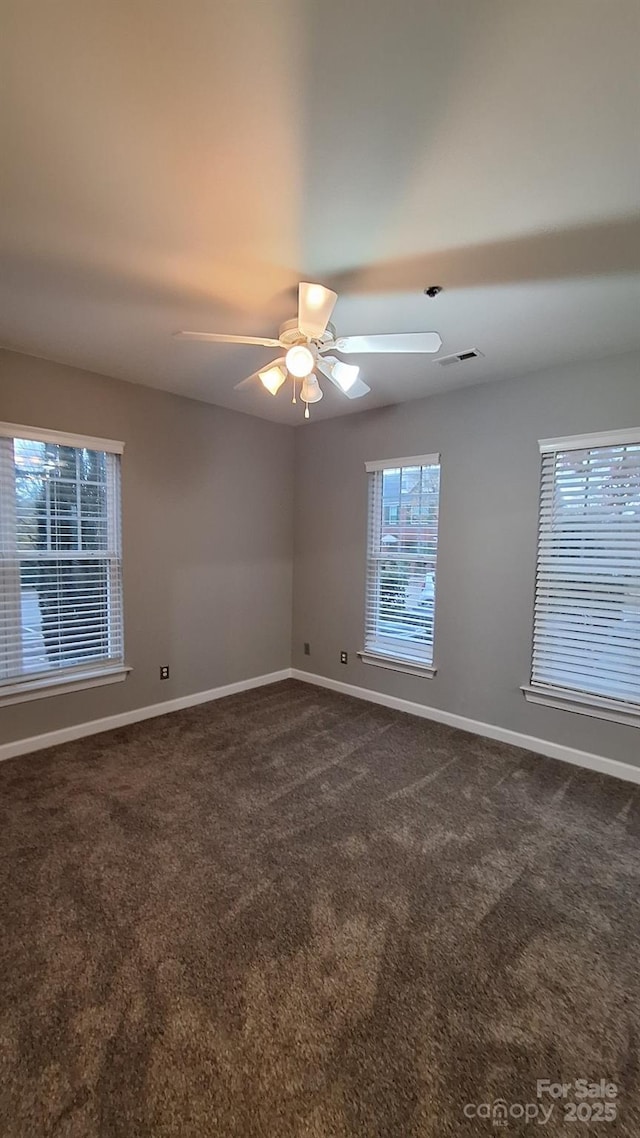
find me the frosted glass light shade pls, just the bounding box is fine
[258,363,287,395]
[331,360,360,392]
[286,344,315,378]
[300,374,323,403]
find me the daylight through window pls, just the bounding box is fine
[0,424,125,702]
[363,454,440,674]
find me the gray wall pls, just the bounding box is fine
[3,346,640,766]
[292,350,640,766]
[0,349,295,747]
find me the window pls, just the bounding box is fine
[524,428,640,726]
[361,454,440,677]
[0,423,127,705]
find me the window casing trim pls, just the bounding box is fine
[0,422,124,454]
[522,683,640,728]
[365,452,440,473]
[0,664,131,707]
[539,427,640,454]
[359,651,437,679]
[0,426,126,701]
[527,427,640,727]
[362,456,440,672]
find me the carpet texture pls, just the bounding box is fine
[1,679,639,1137]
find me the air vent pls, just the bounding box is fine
[436,349,484,367]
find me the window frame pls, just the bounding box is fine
[0,422,129,707]
[522,426,640,728]
[359,453,441,679]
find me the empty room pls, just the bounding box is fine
[1,1,640,1134]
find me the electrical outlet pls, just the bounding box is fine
[340,651,348,665]
[160,665,170,680]
[303,642,310,656]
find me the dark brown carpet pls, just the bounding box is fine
[1,679,639,1137]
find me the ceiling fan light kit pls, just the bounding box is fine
[258,359,287,395]
[319,357,360,393]
[285,343,316,378]
[176,282,442,420]
[300,373,323,403]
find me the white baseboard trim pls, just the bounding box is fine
[5,665,639,787]
[291,669,640,786]
[0,669,293,763]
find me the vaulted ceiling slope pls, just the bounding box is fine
[2,0,639,423]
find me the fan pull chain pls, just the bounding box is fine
[291,376,296,404]
[304,403,310,420]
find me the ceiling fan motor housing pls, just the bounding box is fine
[278,317,336,348]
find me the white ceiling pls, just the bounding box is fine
[2,0,639,424]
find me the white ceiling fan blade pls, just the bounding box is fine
[234,372,260,391]
[316,357,371,399]
[334,332,442,354]
[338,377,370,399]
[298,283,338,340]
[175,331,282,348]
[234,357,287,394]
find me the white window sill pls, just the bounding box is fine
[522,684,640,729]
[0,665,131,708]
[359,651,437,679]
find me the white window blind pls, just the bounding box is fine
[363,454,440,671]
[0,424,124,697]
[530,429,640,713]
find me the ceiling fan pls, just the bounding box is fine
[175,283,442,419]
